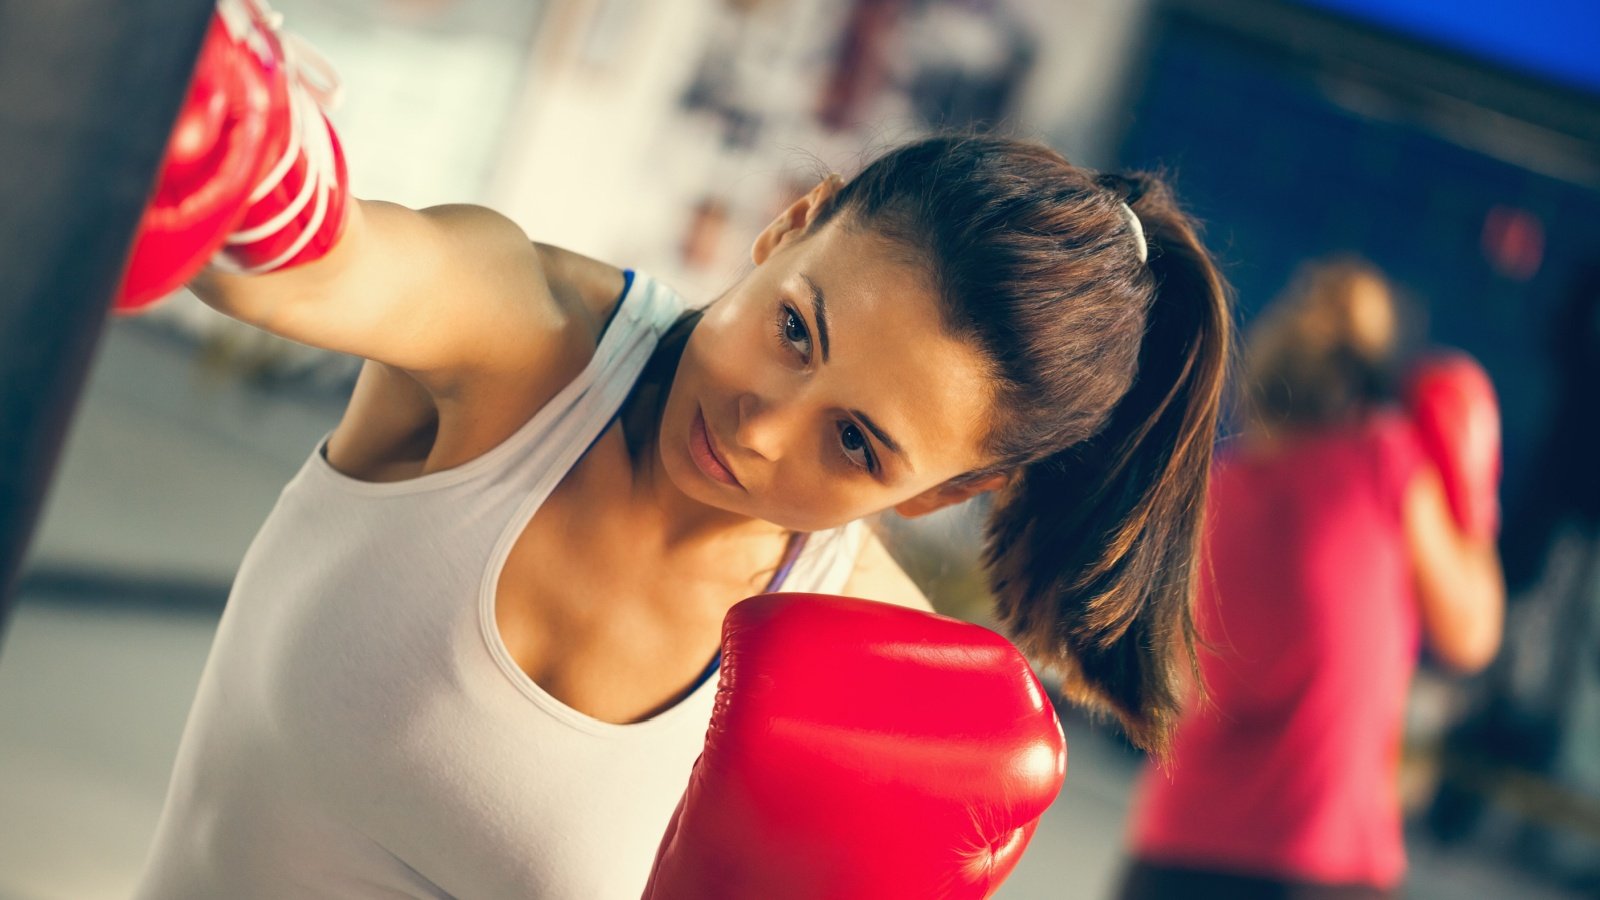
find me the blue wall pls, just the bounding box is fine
[1291,0,1600,97]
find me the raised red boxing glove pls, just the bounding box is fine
[114,0,349,313]
[1405,351,1502,542]
[643,593,1067,900]
[114,1,287,311]
[215,2,350,274]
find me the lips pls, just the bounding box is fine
[691,407,742,488]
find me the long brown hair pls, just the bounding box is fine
[808,135,1234,752]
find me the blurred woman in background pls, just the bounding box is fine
[1117,258,1507,900]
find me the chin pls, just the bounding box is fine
[656,415,743,510]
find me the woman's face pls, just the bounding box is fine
[658,190,1000,533]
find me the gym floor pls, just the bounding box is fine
[0,318,1578,899]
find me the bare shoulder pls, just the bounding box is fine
[840,528,936,613]
[325,228,631,478]
[531,241,631,336]
[379,206,625,381]
[421,234,627,413]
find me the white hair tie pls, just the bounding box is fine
[1119,202,1148,264]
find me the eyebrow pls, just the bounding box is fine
[800,273,830,363]
[852,410,913,473]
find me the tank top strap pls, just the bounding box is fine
[294,271,688,500]
[479,270,686,495]
[782,519,867,594]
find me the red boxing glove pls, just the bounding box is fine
[643,593,1067,900]
[214,0,350,274]
[115,1,286,311]
[1405,351,1502,541]
[114,0,349,313]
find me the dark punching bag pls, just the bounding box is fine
[0,0,217,646]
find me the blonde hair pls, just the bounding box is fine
[1240,257,1401,433]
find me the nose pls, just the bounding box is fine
[735,391,804,463]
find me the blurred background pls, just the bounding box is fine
[3,0,1598,897]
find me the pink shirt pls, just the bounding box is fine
[1130,409,1427,889]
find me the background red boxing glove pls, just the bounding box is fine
[643,593,1067,900]
[1405,351,1503,542]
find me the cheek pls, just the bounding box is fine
[671,318,754,407]
[698,288,766,343]
[706,309,770,370]
[685,319,786,415]
[757,466,895,532]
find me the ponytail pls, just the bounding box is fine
[982,175,1232,754]
[815,135,1233,752]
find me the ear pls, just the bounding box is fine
[751,173,845,266]
[893,472,1011,519]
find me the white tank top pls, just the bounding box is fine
[134,272,865,900]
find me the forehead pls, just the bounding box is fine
[780,223,997,476]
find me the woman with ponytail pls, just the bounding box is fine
[141,129,1232,896]
[796,137,1233,751]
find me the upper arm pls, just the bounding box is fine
[841,530,936,613]
[189,200,570,393]
[1403,462,1506,673]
